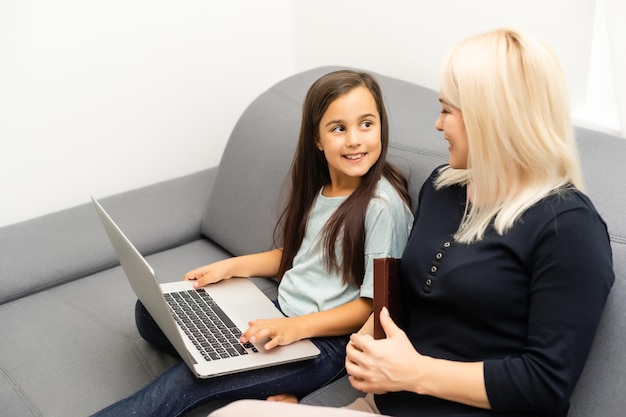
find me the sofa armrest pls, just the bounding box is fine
[0,167,217,304]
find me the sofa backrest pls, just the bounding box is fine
[200,66,448,255]
[202,66,626,416]
[567,126,626,417]
[0,170,213,304]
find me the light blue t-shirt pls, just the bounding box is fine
[277,177,414,318]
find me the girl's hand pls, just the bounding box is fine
[346,307,422,394]
[183,258,234,287]
[240,317,304,350]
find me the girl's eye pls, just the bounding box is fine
[440,108,450,115]
[331,126,345,133]
[361,121,373,128]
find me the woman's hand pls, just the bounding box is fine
[346,307,422,394]
[347,307,490,409]
[240,317,304,350]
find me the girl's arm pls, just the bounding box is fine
[356,312,374,336]
[241,297,373,350]
[184,248,283,287]
[296,297,373,338]
[346,307,490,409]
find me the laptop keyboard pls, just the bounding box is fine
[165,288,257,361]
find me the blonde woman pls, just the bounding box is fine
[209,28,614,417]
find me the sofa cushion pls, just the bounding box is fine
[0,169,215,304]
[0,239,233,416]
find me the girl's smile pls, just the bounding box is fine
[343,152,367,161]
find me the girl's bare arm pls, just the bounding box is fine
[184,248,283,287]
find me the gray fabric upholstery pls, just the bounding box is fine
[0,67,624,416]
[0,169,215,304]
[566,129,626,417]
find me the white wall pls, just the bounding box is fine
[293,0,595,117]
[291,0,621,135]
[0,0,294,227]
[0,0,619,227]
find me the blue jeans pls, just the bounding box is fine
[92,301,349,417]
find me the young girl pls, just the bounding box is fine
[92,70,413,417]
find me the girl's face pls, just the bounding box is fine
[317,86,382,195]
[435,95,469,169]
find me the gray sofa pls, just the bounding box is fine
[1,66,624,417]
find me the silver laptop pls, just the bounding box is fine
[92,197,320,378]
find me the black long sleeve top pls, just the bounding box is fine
[375,167,614,417]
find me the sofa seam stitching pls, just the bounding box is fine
[130,338,162,379]
[609,234,626,245]
[0,367,42,417]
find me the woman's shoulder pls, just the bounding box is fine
[538,186,601,214]
[420,165,467,201]
[431,164,448,178]
[524,185,608,232]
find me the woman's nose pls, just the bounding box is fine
[435,114,444,131]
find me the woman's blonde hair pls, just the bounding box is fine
[436,28,583,243]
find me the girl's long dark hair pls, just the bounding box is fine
[275,70,410,287]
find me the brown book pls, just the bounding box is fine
[373,257,403,339]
